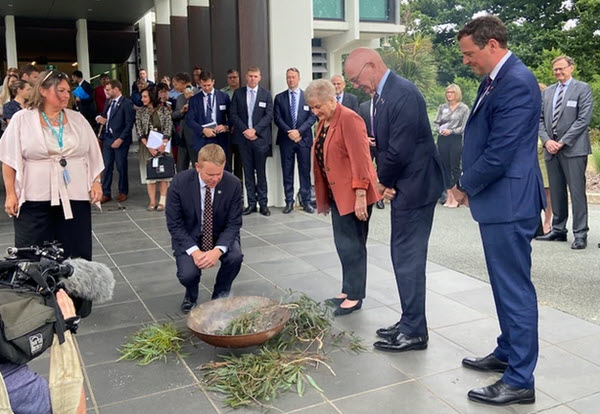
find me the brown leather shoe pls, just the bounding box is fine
[100,195,112,203]
[116,193,128,202]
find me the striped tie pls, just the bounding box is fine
[291,91,297,128]
[552,83,565,135]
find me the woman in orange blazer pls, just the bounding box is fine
[305,79,381,316]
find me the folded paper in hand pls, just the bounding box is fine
[202,121,217,129]
[146,130,172,153]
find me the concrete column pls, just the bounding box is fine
[154,0,171,78]
[268,0,313,207]
[169,0,190,74]
[5,16,18,69]
[75,19,91,80]
[188,0,211,74]
[138,12,156,82]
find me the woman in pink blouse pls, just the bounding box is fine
[0,70,104,263]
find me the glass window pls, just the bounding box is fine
[359,0,393,22]
[313,0,344,20]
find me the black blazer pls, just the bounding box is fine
[166,169,243,256]
[76,80,96,121]
[341,92,359,113]
[99,96,135,144]
[274,89,317,148]
[358,99,372,137]
[187,89,231,152]
[229,86,273,149]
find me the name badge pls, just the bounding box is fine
[303,105,309,111]
[258,101,267,108]
[219,105,227,110]
[442,108,449,113]
[566,100,577,108]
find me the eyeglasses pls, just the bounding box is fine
[553,65,571,73]
[348,63,368,85]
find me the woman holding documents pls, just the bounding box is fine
[135,85,174,211]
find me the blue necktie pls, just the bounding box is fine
[248,89,256,128]
[107,100,117,128]
[291,91,297,128]
[206,93,212,120]
[336,95,341,103]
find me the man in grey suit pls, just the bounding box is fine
[537,56,593,249]
[331,74,359,113]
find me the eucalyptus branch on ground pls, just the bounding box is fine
[117,323,186,365]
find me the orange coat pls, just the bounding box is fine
[313,103,381,216]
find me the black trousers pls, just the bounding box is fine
[228,142,244,184]
[390,202,436,337]
[437,133,462,189]
[240,141,268,208]
[175,239,243,302]
[330,199,372,300]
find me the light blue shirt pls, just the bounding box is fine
[336,91,344,103]
[376,69,392,98]
[186,176,227,255]
[552,77,572,114]
[204,90,217,123]
[246,86,258,128]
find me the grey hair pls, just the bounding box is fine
[305,79,336,104]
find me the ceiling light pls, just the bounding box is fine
[31,61,36,65]
[88,8,93,11]
[72,62,78,66]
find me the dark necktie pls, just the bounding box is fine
[336,95,341,103]
[291,91,298,129]
[206,93,212,120]
[107,100,117,127]
[201,187,214,251]
[552,83,565,135]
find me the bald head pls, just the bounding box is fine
[344,47,388,95]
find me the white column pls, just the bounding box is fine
[155,0,170,24]
[138,12,155,82]
[75,19,91,80]
[5,16,18,68]
[170,0,187,16]
[269,0,313,207]
[188,0,208,5]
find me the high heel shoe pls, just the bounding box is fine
[334,299,362,316]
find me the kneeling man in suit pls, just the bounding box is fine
[166,144,244,313]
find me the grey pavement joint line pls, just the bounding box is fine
[73,334,100,414]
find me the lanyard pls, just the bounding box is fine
[41,111,64,149]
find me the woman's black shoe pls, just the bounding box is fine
[324,297,345,307]
[333,300,362,316]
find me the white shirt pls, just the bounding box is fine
[552,77,572,113]
[204,90,217,123]
[475,51,512,110]
[336,92,344,103]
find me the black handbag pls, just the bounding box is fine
[146,155,176,180]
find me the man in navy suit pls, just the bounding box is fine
[71,70,96,127]
[274,68,317,214]
[344,49,444,353]
[96,79,135,203]
[166,144,243,313]
[186,71,231,164]
[230,66,273,216]
[448,16,545,405]
[331,75,359,113]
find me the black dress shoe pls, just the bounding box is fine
[283,203,294,214]
[373,332,428,352]
[462,353,508,373]
[376,321,401,339]
[535,230,567,242]
[303,203,314,214]
[376,200,385,209]
[259,206,271,216]
[181,298,197,314]
[571,237,587,250]
[333,299,362,316]
[468,379,535,406]
[324,297,345,307]
[243,206,257,215]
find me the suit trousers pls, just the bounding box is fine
[101,142,130,196]
[330,200,372,300]
[479,216,539,389]
[175,239,243,303]
[390,202,436,337]
[545,152,588,237]
[280,142,311,204]
[437,133,462,189]
[228,142,244,184]
[240,141,268,207]
[176,131,196,171]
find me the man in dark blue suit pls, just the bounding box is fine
[344,48,444,352]
[230,66,273,216]
[186,71,231,164]
[96,79,135,203]
[274,68,317,214]
[166,144,243,313]
[72,70,96,127]
[448,16,545,406]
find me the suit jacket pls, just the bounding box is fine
[358,100,372,137]
[166,169,243,256]
[187,89,231,152]
[341,92,359,113]
[539,78,593,159]
[462,54,545,224]
[230,86,273,149]
[76,80,96,121]
[274,89,317,148]
[373,71,444,210]
[313,104,380,216]
[99,96,135,145]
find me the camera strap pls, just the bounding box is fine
[27,267,66,345]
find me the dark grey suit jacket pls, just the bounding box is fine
[539,79,593,159]
[341,92,359,113]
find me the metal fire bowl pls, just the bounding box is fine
[187,296,291,348]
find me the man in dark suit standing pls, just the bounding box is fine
[71,70,96,127]
[358,97,385,210]
[344,49,444,352]
[274,68,317,214]
[448,16,545,405]
[331,75,359,113]
[166,144,243,313]
[187,71,231,164]
[537,56,593,249]
[96,79,135,203]
[230,66,273,216]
